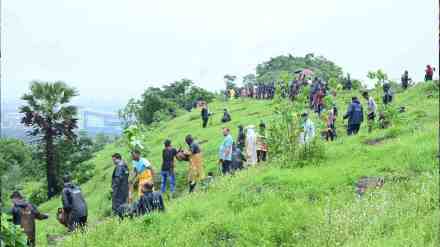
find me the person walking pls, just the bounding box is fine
[362,92,377,133]
[218,128,234,175]
[111,153,129,216]
[161,139,177,195]
[10,191,48,246]
[343,97,364,135]
[61,175,88,232]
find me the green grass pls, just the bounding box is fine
[34,82,438,246]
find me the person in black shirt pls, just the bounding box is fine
[61,175,88,232]
[111,153,129,216]
[161,139,177,194]
[201,103,209,128]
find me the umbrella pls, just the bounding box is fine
[301,69,314,76]
[294,69,314,76]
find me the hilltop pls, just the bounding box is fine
[34,82,438,246]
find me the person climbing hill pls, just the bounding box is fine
[61,175,88,232]
[343,97,364,135]
[10,191,48,246]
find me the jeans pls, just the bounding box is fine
[221,160,232,175]
[160,171,175,193]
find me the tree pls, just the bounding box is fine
[256,54,343,83]
[20,81,78,198]
[242,74,257,87]
[224,74,237,90]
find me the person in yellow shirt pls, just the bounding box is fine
[131,150,155,197]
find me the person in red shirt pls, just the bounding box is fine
[425,65,435,81]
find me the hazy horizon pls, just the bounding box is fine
[2,0,438,111]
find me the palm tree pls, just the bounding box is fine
[20,81,78,198]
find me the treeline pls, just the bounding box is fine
[118,79,216,126]
[0,132,113,206]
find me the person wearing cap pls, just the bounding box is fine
[299,112,315,144]
[61,175,88,231]
[9,191,48,246]
[343,96,364,135]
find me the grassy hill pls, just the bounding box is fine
[35,82,438,246]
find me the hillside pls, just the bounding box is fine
[35,82,438,246]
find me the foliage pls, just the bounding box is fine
[0,213,28,247]
[367,69,389,88]
[242,74,257,88]
[20,81,79,198]
[267,71,325,167]
[223,74,237,90]
[29,83,439,247]
[120,79,215,126]
[256,53,343,83]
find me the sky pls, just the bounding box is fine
[2,0,438,111]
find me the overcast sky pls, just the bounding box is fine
[2,0,438,110]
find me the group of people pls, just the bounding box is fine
[225,83,276,100]
[9,65,436,246]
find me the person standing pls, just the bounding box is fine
[10,191,48,246]
[111,153,129,216]
[236,125,246,150]
[184,135,204,193]
[245,126,258,166]
[401,70,412,90]
[362,92,377,133]
[299,112,315,144]
[382,82,393,105]
[61,175,88,232]
[425,65,435,81]
[256,122,268,162]
[161,139,177,195]
[343,97,364,135]
[201,103,209,128]
[218,128,233,175]
[326,108,337,141]
[131,150,155,197]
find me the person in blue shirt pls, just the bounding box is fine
[218,127,233,175]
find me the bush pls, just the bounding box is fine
[0,213,28,247]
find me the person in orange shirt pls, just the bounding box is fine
[131,150,155,197]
